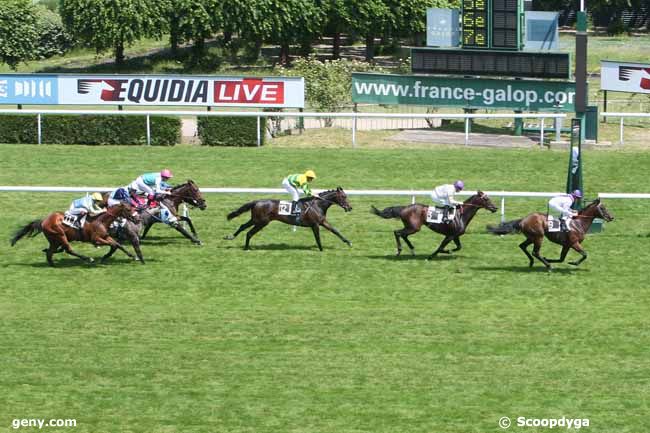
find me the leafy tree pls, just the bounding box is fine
[168,0,221,62]
[34,5,75,59]
[346,0,394,61]
[59,0,169,66]
[0,0,39,69]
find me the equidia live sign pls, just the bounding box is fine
[0,74,305,108]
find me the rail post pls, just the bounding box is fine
[464,117,469,145]
[539,118,545,147]
[146,114,151,145]
[256,116,261,147]
[352,112,357,148]
[619,117,624,145]
[500,196,505,223]
[37,113,42,145]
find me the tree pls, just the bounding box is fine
[168,0,221,63]
[59,0,169,66]
[0,0,39,69]
[346,0,394,61]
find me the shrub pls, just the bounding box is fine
[0,114,180,146]
[34,5,75,59]
[197,116,266,146]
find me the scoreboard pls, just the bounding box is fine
[462,0,488,48]
[461,0,522,50]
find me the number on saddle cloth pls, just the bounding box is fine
[63,211,80,228]
[547,215,569,232]
[278,200,303,216]
[426,206,455,224]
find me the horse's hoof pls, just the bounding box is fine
[87,257,95,264]
[569,261,579,266]
[193,240,203,246]
[346,242,352,247]
[223,235,234,240]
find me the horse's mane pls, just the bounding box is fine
[578,199,600,213]
[172,179,197,191]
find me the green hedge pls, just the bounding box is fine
[197,116,266,146]
[0,114,180,146]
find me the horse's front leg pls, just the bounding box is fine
[94,236,135,260]
[179,216,198,236]
[451,237,462,252]
[568,242,588,266]
[171,222,202,245]
[427,235,454,260]
[320,220,351,247]
[544,245,570,263]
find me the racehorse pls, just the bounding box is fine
[11,203,139,266]
[486,198,614,271]
[140,180,206,245]
[225,187,353,250]
[371,191,498,259]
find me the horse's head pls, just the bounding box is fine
[319,187,352,212]
[584,198,614,222]
[173,180,207,210]
[467,190,498,213]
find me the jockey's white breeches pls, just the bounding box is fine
[68,204,88,216]
[549,203,573,219]
[282,178,301,201]
[130,177,154,195]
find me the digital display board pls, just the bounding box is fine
[492,0,519,49]
[411,48,571,79]
[462,0,489,48]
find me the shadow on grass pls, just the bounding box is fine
[472,265,588,273]
[11,255,151,268]
[365,253,460,261]
[222,242,317,251]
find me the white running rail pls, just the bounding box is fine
[600,112,650,145]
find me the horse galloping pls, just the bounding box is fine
[11,203,139,266]
[371,191,498,259]
[140,180,207,245]
[486,199,614,271]
[225,187,353,250]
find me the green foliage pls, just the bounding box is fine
[280,56,385,113]
[33,5,75,59]
[169,0,221,62]
[59,0,170,64]
[0,0,39,69]
[0,115,179,146]
[197,116,266,146]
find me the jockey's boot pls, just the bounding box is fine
[442,206,451,223]
[560,218,569,232]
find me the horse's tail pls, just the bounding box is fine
[227,201,257,220]
[486,219,523,235]
[11,219,43,246]
[370,205,404,219]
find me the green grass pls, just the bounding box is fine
[1,144,649,433]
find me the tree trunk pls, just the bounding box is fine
[193,37,205,62]
[223,31,232,45]
[299,35,312,58]
[365,34,375,62]
[332,31,341,59]
[114,40,125,66]
[170,15,180,57]
[280,41,291,66]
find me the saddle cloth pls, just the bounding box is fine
[426,206,455,224]
[279,201,303,216]
[547,215,571,232]
[63,212,79,228]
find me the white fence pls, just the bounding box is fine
[600,112,650,145]
[1,186,645,223]
[0,108,566,147]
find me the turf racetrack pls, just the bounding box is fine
[1,144,649,433]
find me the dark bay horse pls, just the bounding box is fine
[371,191,498,259]
[11,203,139,266]
[225,187,353,250]
[486,199,614,271]
[140,180,206,245]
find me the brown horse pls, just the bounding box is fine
[11,203,139,266]
[225,187,352,250]
[140,180,207,243]
[486,199,614,271]
[371,191,498,259]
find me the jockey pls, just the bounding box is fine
[107,186,133,207]
[431,180,464,222]
[67,192,106,228]
[282,170,316,202]
[548,189,582,232]
[129,169,173,200]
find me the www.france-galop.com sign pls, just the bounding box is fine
[352,73,576,111]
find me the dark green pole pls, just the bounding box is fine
[575,11,588,142]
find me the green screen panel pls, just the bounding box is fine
[462,0,489,48]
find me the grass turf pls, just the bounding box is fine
[1,144,649,433]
